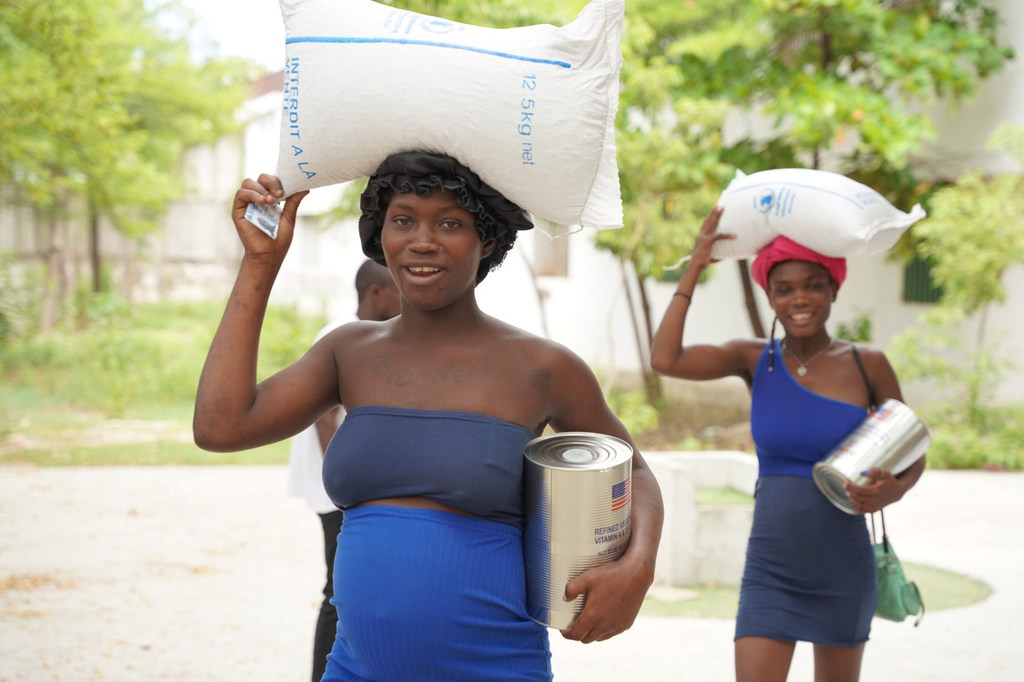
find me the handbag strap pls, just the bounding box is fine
[868,507,892,557]
[851,344,876,410]
[870,508,890,549]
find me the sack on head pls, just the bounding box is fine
[710,168,926,260]
[275,0,625,230]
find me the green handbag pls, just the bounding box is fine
[872,511,924,626]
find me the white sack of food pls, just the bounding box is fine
[710,168,927,259]
[275,0,625,229]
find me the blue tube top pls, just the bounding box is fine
[322,406,537,529]
[750,340,868,478]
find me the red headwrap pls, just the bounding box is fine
[751,236,847,291]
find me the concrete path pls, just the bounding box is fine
[1,466,1021,681]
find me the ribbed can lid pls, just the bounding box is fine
[524,432,633,470]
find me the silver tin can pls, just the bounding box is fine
[523,432,633,629]
[813,399,930,514]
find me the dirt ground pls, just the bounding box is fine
[4,466,1024,682]
[0,465,321,682]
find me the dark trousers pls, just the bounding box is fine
[312,509,343,682]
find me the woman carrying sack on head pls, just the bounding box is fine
[650,206,926,682]
[194,151,663,682]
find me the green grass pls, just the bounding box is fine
[0,395,290,466]
[0,439,290,466]
[640,561,992,619]
[642,585,741,619]
[1,299,324,460]
[904,561,993,611]
[0,299,325,423]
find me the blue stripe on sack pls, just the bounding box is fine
[285,36,573,68]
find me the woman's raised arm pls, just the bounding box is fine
[650,207,754,382]
[192,176,329,452]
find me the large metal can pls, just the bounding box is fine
[813,399,930,514]
[523,432,633,629]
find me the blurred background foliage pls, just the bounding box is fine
[0,296,325,465]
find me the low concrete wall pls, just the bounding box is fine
[644,451,757,586]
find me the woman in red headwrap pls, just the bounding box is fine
[651,206,925,682]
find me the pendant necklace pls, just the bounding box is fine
[782,339,834,377]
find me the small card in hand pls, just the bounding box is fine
[245,202,283,239]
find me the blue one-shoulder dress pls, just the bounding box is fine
[737,340,877,647]
[320,406,552,682]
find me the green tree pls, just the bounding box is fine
[889,123,1024,429]
[596,1,767,400]
[0,0,253,327]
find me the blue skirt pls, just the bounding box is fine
[322,506,552,681]
[735,476,877,647]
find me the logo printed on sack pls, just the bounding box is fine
[854,190,882,207]
[754,188,796,216]
[755,189,776,214]
[384,10,459,36]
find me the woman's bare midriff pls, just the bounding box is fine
[354,496,476,518]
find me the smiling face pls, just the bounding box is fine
[767,260,839,337]
[380,187,496,312]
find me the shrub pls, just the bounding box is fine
[924,406,1024,471]
[0,299,325,417]
[607,388,660,437]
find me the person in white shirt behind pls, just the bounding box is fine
[287,259,400,682]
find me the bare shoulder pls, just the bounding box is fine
[478,318,597,387]
[491,321,589,373]
[312,319,400,375]
[318,318,393,346]
[848,342,895,371]
[726,337,769,357]
[847,341,902,401]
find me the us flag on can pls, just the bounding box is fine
[874,404,896,423]
[611,477,631,511]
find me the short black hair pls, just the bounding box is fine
[358,151,533,283]
[353,259,394,303]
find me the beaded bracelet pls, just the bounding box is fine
[673,292,692,302]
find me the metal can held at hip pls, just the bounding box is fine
[523,432,633,629]
[813,399,930,514]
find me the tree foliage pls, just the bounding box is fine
[0,0,254,236]
[919,178,1024,312]
[743,1,1012,196]
[887,124,1024,433]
